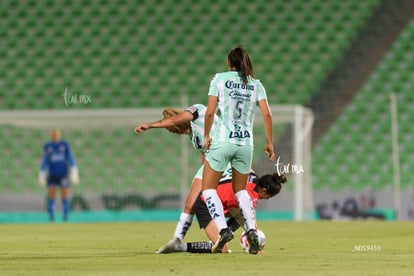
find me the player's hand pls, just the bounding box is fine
[38,171,47,187]
[134,124,150,133]
[204,135,212,150]
[263,142,275,162]
[70,167,80,185]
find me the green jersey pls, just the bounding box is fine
[185,103,208,153]
[208,71,267,146]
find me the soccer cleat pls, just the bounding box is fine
[247,229,259,254]
[156,238,183,254]
[212,228,234,253]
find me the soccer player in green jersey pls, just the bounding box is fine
[202,45,275,254]
[135,104,232,253]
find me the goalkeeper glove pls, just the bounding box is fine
[38,171,47,187]
[70,167,80,185]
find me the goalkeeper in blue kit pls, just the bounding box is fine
[38,128,80,221]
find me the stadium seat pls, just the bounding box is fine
[5,0,404,198]
[313,16,414,190]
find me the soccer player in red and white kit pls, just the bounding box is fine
[158,171,287,253]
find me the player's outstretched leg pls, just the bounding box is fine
[211,228,234,253]
[156,237,184,254]
[247,229,259,255]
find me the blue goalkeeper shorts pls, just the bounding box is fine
[47,176,70,188]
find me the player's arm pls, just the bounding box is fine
[200,151,206,164]
[40,150,48,172]
[226,208,246,231]
[67,144,76,168]
[204,95,217,150]
[135,111,193,133]
[258,99,275,161]
[38,149,48,187]
[66,143,80,185]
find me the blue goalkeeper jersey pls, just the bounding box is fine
[40,140,76,177]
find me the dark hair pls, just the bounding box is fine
[227,45,254,84]
[256,172,287,197]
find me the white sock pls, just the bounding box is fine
[202,189,228,230]
[173,212,193,241]
[235,190,256,231]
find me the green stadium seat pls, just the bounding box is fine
[7,0,408,199]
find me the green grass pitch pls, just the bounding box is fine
[0,221,413,275]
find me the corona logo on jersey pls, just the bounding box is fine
[225,80,254,91]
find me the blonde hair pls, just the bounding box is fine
[162,108,191,135]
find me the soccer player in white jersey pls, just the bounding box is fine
[135,104,232,253]
[202,45,275,254]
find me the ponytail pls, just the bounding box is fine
[271,172,288,185]
[227,45,255,84]
[256,172,288,197]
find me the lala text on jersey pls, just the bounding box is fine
[229,129,251,138]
